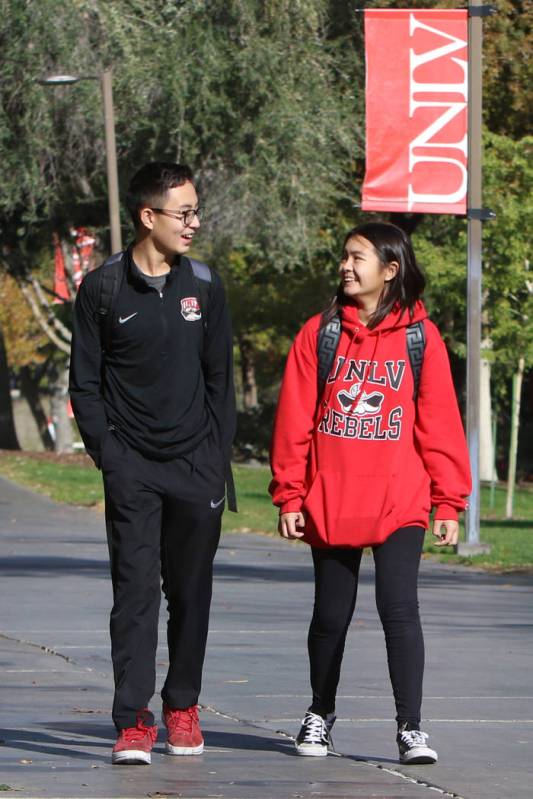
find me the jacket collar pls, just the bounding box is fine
[125,246,184,289]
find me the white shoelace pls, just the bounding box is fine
[400,729,429,747]
[301,712,328,743]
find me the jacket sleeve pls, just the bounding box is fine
[414,321,471,520]
[68,272,108,468]
[202,271,237,465]
[269,317,319,513]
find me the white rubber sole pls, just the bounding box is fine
[399,747,438,765]
[295,742,328,757]
[112,749,151,765]
[165,741,204,756]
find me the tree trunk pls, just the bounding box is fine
[19,366,54,450]
[49,361,73,453]
[238,335,259,410]
[0,325,20,449]
[505,357,525,519]
[479,344,496,482]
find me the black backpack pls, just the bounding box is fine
[317,313,426,402]
[97,251,212,353]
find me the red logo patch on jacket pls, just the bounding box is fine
[180,297,202,322]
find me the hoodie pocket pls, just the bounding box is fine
[302,470,397,547]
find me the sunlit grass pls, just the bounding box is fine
[0,453,531,570]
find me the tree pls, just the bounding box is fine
[482,133,533,512]
[87,0,359,409]
[0,0,530,459]
[0,324,19,450]
[0,272,51,449]
[1,0,358,415]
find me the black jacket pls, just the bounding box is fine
[69,250,236,469]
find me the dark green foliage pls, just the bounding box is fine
[0,0,530,461]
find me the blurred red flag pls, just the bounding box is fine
[53,229,96,301]
[53,234,70,303]
[71,228,96,290]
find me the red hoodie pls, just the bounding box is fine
[269,302,471,548]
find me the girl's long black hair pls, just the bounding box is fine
[322,222,426,330]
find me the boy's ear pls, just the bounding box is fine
[138,207,155,230]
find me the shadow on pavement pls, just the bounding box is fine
[0,556,108,577]
[1,725,296,760]
[0,726,110,761]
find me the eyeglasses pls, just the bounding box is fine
[151,207,204,225]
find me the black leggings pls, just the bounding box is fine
[308,526,425,727]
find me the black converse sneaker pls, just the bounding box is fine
[295,711,336,757]
[397,725,438,764]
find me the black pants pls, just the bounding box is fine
[308,526,425,727]
[102,431,225,731]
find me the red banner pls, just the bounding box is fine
[362,9,468,215]
[53,233,70,304]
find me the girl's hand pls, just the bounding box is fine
[278,511,305,539]
[432,519,459,547]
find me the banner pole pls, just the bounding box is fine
[461,0,490,554]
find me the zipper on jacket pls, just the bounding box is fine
[157,284,168,349]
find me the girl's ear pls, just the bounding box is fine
[384,260,399,282]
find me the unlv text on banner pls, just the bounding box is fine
[362,9,468,216]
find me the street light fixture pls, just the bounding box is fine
[39,70,123,254]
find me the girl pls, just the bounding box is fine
[269,222,471,764]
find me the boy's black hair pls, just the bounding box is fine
[126,162,194,229]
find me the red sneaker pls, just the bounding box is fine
[112,714,158,765]
[163,704,204,755]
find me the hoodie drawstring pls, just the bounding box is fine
[320,327,383,417]
[346,330,382,417]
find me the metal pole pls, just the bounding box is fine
[462,0,490,554]
[100,70,122,254]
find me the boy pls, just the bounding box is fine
[70,162,236,764]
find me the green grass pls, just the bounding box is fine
[222,465,278,535]
[0,453,531,571]
[0,451,278,535]
[0,454,104,506]
[423,482,533,571]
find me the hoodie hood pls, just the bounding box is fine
[340,300,428,336]
[323,301,429,408]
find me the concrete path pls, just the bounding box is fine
[0,475,531,799]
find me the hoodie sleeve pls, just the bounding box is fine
[68,271,109,468]
[414,321,471,520]
[269,316,320,513]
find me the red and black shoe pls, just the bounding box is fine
[163,703,204,755]
[111,712,158,765]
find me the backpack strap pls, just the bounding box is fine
[317,312,342,397]
[185,256,212,335]
[98,251,126,353]
[317,313,425,404]
[406,321,426,402]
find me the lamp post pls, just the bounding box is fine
[39,70,122,254]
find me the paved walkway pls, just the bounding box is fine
[0,475,531,799]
